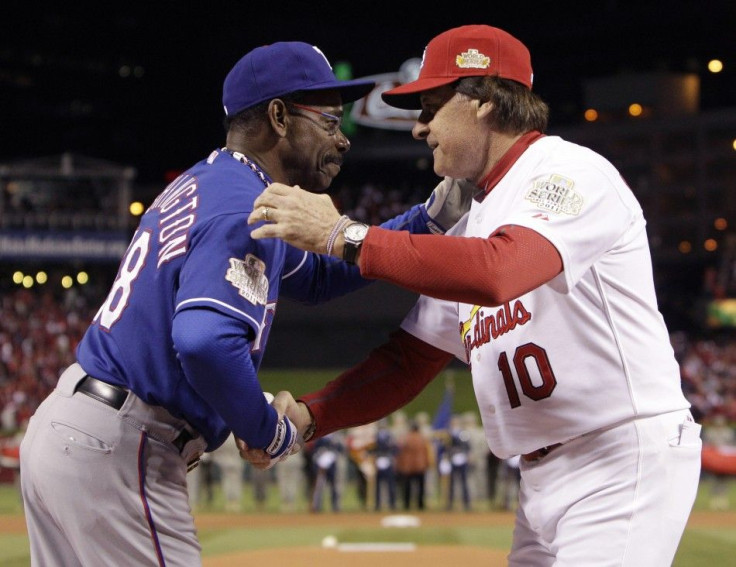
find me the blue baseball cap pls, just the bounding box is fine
[223,42,376,116]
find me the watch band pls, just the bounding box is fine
[342,222,368,264]
[343,238,361,264]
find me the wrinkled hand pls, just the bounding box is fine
[236,392,314,470]
[424,177,477,233]
[247,183,342,254]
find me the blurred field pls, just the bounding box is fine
[1,478,735,566]
[1,368,735,565]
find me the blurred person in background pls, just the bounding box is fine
[446,415,472,511]
[346,422,378,510]
[187,452,216,511]
[372,420,399,511]
[396,419,433,510]
[249,464,271,512]
[276,445,307,512]
[462,411,490,505]
[310,432,343,512]
[497,455,521,511]
[211,434,246,512]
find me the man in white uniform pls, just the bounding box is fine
[245,24,702,566]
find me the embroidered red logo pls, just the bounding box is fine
[459,300,532,360]
[532,213,549,221]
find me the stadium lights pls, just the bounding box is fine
[7,269,92,289]
[129,201,145,216]
[707,59,723,73]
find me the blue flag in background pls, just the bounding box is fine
[432,382,454,431]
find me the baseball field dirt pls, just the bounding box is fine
[197,511,514,566]
[193,510,736,567]
[2,510,734,566]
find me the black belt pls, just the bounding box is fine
[75,375,128,410]
[75,375,197,464]
[521,442,562,463]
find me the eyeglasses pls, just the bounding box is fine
[288,103,342,136]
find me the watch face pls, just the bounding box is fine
[345,223,369,240]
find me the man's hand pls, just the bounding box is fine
[424,177,477,233]
[247,179,477,256]
[248,183,341,254]
[236,392,315,469]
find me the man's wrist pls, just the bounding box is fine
[342,222,369,264]
[297,401,317,441]
[326,215,351,257]
[333,236,345,263]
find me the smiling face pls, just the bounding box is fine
[413,85,491,184]
[282,89,350,192]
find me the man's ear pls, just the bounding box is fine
[476,99,494,120]
[267,99,289,138]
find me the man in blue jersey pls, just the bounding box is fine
[19,41,471,566]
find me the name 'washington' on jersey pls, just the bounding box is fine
[74,149,298,448]
[75,148,435,450]
[400,136,690,459]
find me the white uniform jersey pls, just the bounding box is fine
[401,136,690,459]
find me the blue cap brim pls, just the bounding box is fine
[299,79,375,104]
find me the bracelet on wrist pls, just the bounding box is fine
[326,215,351,256]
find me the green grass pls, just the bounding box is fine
[2,479,736,565]
[3,367,736,564]
[195,523,513,556]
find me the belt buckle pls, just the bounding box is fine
[522,443,561,463]
[173,428,195,453]
[174,427,202,472]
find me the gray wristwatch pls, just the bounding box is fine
[342,222,369,264]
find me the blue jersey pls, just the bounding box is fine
[76,148,434,451]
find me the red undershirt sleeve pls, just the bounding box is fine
[298,329,454,440]
[360,224,563,306]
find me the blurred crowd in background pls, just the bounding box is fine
[1,248,736,511]
[186,409,525,514]
[0,178,429,231]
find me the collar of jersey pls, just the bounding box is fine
[477,130,545,202]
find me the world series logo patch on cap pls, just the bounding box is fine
[456,49,490,69]
[226,254,269,305]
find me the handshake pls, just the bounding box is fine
[236,391,313,470]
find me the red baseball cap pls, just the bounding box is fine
[382,25,533,110]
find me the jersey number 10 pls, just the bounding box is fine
[498,343,557,408]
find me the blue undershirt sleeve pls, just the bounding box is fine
[280,203,433,303]
[172,307,277,450]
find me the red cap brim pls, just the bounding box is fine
[381,76,458,110]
